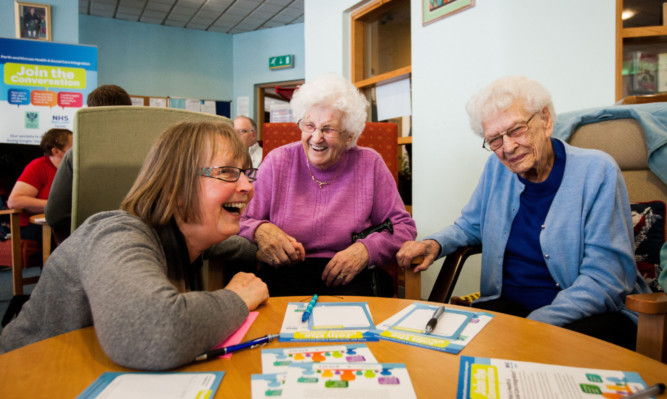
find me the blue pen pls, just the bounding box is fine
[302,294,319,322]
[194,333,279,362]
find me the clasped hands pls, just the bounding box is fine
[254,223,369,287]
[396,239,441,272]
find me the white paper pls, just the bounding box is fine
[149,97,167,108]
[94,374,217,399]
[185,99,201,112]
[393,307,470,337]
[201,100,216,115]
[130,97,144,107]
[237,96,250,117]
[376,78,411,121]
[312,306,371,329]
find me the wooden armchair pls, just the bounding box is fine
[262,122,419,299]
[0,209,40,296]
[428,105,667,362]
[0,208,40,326]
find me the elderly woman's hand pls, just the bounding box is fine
[224,272,269,310]
[322,242,369,287]
[396,239,440,272]
[255,222,305,267]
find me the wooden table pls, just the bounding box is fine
[1,296,665,398]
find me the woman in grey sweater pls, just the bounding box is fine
[0,120,269,370]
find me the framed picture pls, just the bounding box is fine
[15,1,52,41]
[423,0,475,26]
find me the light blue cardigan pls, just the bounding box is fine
[427,140,650,326]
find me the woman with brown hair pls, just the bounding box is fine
[0,121,268,370]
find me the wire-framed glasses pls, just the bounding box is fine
[298,119,344,138]
[200,166,258,182]
[482,111,539,151]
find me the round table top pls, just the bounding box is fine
[0,295,665,398]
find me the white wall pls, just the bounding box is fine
[305,0,616,299]
[232,23,305,119]
[303,0,362,80]
[80,15,234,100]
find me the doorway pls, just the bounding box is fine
[254,79,303,141]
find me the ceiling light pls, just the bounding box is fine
[622,10,636,20]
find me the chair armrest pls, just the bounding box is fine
[428,245,482,304]
[626,292,667,314]
[0,209,21,215]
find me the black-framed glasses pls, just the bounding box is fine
[482,111,540,151]
[298,119,344,138]
[200,166,258,182]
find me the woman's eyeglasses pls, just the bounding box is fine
[482,111,539,151]
[298,120,344,138]
[200,166,258,182]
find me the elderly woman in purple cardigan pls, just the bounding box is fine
[240,73,416,297]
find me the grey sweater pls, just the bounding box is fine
[0,211,256,370]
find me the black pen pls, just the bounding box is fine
[194,333,280,362]
[425,306,445,334]
[625,383,665,399]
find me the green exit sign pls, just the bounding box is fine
[269,55,294,70]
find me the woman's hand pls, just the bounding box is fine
[254,223,305,267]
[322,242,369,287]
[224,272,269,310]
[396,239,441,272]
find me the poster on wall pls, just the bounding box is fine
[0,37,97,145]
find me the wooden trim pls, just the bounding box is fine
[350,0,391,20]
[354,66,412,90]
[397,136,412,145]
[351,18,365,83]
[622,25,667,38]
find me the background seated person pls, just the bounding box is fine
[7,128,72,244]
[0,121,268,370]
[234,115,262,168]
[240,73,416,297]
[45,84,133,243]
[397,75,650,350]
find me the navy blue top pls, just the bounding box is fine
[502,138,565,310]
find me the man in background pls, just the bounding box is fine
[45,85,132,243]
[234,116,262,168]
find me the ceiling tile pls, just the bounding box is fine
[80,0,304,33]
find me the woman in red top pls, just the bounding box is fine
[7,128,72,242]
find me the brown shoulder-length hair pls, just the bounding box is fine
[120,120,249,226]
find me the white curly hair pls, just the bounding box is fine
[466,75,556,138]
[290,73,369,148]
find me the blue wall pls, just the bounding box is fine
[79,15,234,100]
[1,0,78,44]
[233,23,305,118]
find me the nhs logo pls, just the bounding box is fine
[51,114,71,128]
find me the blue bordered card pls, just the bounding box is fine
[279,302,378,342]
[373,303,493,354]
[77,371,224,398]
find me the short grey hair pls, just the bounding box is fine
[290,73,369,148]
[234,115,257,131]
[465,75,556,138]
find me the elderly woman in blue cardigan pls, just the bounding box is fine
[397,76,650,350]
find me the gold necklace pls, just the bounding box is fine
[304,149,344,189]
